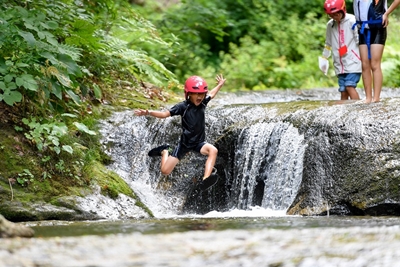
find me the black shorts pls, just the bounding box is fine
[359,27,387,45]
[171,142,206,160]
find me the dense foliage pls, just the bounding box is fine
[0,0,176,194]
[134,0,400,90]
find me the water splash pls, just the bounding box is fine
[99,111,186,217]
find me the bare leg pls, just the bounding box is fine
[200,143,218,179]
[370,44,385,102]
[160,150,179,175]
[341,91,350,100]
[345,86,360,100]
[359,45,372,103]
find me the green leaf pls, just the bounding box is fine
[50,80,63,99]
[39,52,58,65]
[24,22,38,32]
[37,142,43,151]
[62,145,73,154]
[57,54,82,77]
[66,90,81,104]
[93,83,102,100]
[73,122,96,136]
[15,63,30,68]
[0,58,6,74]
[8,82,17,90]
[15,74,38,91]
[51,125,68,136]
[61,113,78,118]
[55,73,72,88]
[17,177,26,185]
[22,118,29,125]
[18,30,36,46]
[14,126,23,132]
[45,33,58,46]
[51,138,60,147]
[45,21,59,29]
[4,74,14,83]
[53,146,61,155]
[38,31,46,40]
[0,82,6,90]
[3,90,22,106]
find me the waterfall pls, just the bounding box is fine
[228,121,305,211]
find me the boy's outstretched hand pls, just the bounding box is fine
[215,74,226,86]
[208,74,226,99]
[134,109,148,116]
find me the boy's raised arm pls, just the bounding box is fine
[208,74,226,99]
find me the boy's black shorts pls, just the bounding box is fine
[171,142,206,160]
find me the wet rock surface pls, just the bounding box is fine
[286,99,400,215]
[0,186,150,222]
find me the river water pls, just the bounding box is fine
[2,88,400,267]
[3,210,400,267]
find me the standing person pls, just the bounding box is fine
[321,0,361,101]
[353,0,388,103]
[134,74,226,190]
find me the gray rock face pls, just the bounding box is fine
[0,189,150,222]
[286,100,400,215]
[202,99,400,216]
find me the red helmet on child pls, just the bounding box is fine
[184,76,208,99]
[324,0,346,15]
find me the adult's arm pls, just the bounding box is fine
[383,0,400,27]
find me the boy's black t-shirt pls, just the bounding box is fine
[169,96,211,148]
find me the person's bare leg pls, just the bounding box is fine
[346,86,360,100]
[200,143,218,179]
[160,150,179,175]
[370,44,385,102]
[359,45,373,103]
[341,91,350,100]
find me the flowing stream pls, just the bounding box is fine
[3,88,400,267]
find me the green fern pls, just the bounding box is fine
[57,43,82,62]
[101,35,178,85]
[65,19,102,50]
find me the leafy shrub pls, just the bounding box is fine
[0,2,85,107]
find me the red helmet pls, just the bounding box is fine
[324,0,346,15]
[184,76,208,99]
